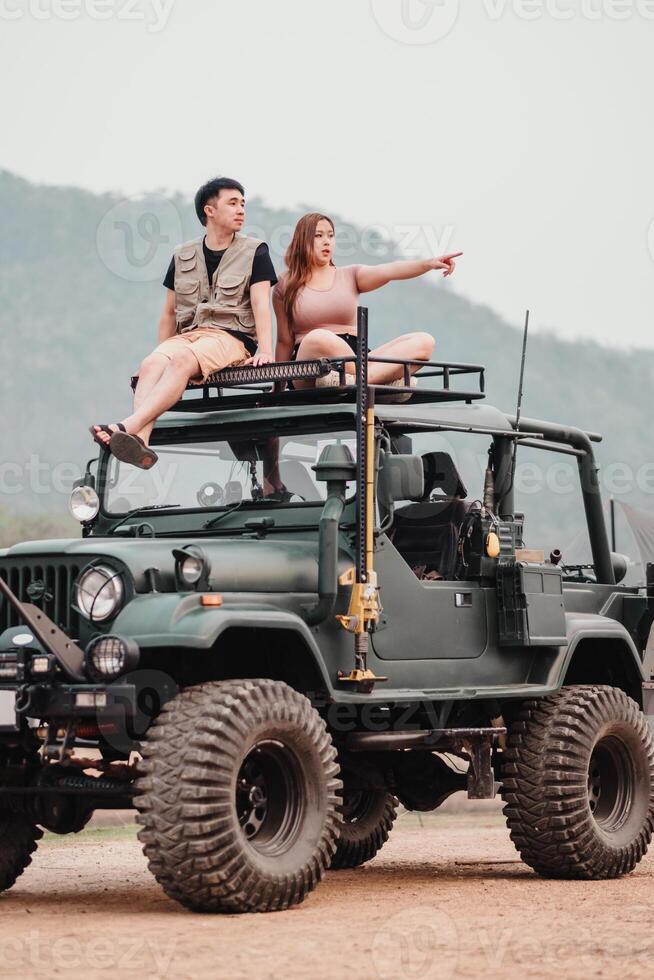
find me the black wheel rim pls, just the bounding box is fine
[342,790,374,825]
[235,740,305,855]
[587,735,635,834]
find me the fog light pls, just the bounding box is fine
[84,635,139,682]
[75,692,108,709]
[31,655,55,676]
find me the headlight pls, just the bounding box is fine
[85,635,139,681]
[76,564,124,622]
[69,485,100,523]
[173,546,211,589]
[179,555,204,584]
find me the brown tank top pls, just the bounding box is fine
[273,265,361,339]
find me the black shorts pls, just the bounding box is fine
[291,333,368,359]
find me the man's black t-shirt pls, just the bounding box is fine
[163,239,277,356]
[163,239,277,292]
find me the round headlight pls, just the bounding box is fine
[85,634,139,682]
[173,546,210,589]
[76,564,124,622]
[179,555,204,585]
[69,485,100,523]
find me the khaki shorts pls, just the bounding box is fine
[153,328,249,383]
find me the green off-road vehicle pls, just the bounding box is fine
[1,308,654,913]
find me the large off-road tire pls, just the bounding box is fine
[0,809,42,892]
[330,789,398,869]
[502,685,654,879]
[135,679,342,913]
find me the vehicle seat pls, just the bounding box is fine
[390,452,468,579]
[277,460,323,502]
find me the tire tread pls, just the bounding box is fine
[135,679,341,912]
[502,685,654,879]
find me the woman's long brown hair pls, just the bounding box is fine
[283,212,335,327]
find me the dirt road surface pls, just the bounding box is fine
[1,809,652,980]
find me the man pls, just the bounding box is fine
[90,176,277,468]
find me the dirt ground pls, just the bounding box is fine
[1,808,653,980]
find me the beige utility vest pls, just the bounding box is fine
[173,234,263,336]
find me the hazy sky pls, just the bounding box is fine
[1,0,653,348]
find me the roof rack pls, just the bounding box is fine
[130,356,486,413]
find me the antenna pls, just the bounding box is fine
[510,309,530,489]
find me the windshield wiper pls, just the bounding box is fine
[108,503,181,536]
[203,501,244,530]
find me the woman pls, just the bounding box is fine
[273,213,462,388]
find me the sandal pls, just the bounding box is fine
[109,431,159,470]
[265,487,293,503]
[379,377,418,404]
[315,370,355,389]
[89,423,125,449]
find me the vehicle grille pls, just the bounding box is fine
[0,558,83,637]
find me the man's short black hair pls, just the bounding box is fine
[194,177,245,225]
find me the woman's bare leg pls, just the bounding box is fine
[293,329,435,387]
[293,330,358,388]
[368,332,435,383]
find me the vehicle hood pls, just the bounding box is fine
[2,536,321,594]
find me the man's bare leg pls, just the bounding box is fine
[90,349,202,448]
[91,352,169,449]
[119,349,203,435]
[133,353,170,445]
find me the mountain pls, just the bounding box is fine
[1,169,652,565]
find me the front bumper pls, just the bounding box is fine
[0,683,138,730]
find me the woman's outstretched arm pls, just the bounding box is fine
[355,252,462,294]
[273,286,295,362]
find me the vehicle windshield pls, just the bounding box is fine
[103,428,357,516]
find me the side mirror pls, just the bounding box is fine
[611,552,629,584]
[377,451,424,523]
[73,456,98,491]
